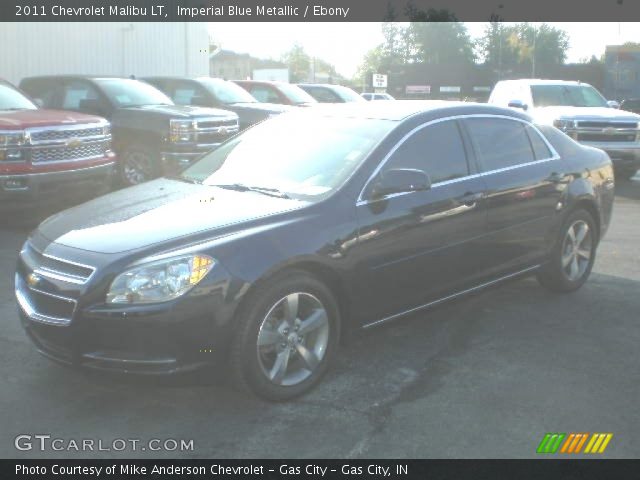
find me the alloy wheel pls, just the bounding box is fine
[561,220,593,282]
[123,150,154,185]
[256,292,330,387]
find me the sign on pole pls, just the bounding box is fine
[372,73,388,89]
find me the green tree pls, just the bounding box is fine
[477,22,569,74]
[405,22,475,65]
[281,44,311,83]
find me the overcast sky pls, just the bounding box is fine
[209,22,640,77]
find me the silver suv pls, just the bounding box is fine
[489,79,640,180]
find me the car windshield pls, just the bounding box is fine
[277,83,317,104]
[198,78,258,104]
[96,78,174,107]
[0,83,37,110]
[531,84,608,108]
[179,113,395,198]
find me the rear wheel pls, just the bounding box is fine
[120,144,160,186]
[229,271,340,401]
[537,209,597,293]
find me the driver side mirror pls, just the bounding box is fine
[508,99,528,111]
[370,168,431,200]
[607,100,620,109]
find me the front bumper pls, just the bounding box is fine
[160,143,221,172]
[15,248,238,375]
[0,161,115,206]
[579,142,640,170]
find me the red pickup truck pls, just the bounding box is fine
[0,80,115,207]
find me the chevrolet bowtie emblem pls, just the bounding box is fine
[27,273,42,287]
[66,137,82,147]
[603,127,616,135]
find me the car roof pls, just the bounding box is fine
[498,79,592,87]
[290,100,531,122]
[21,75,135,82]
[234,80,287,85]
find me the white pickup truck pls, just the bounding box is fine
[489,79,640,180]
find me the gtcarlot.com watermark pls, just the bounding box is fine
[15,434,194,452]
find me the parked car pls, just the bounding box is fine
[489,79,640,180]
[234,80,317,107]
[620,98,640,115]
[0,79,115,207]
[143,76,289,131]
[361,92,395,101]
[20,76,239,185]
[16,102,614,400]
[297,84,365,103]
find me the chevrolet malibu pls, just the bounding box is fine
[15,102,614,400]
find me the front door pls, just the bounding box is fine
[351,119,490,324]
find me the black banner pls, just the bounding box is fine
[4,459,640,480]
[3,0,640,22]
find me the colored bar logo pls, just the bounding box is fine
[537,433,613,454]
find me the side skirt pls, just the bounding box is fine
[361,264,541,330]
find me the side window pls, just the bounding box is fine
[21,80,60,108]
[308,87,339,103]
[249,86,280,103]
[172,82,209,106]
[465,118,535,171]
[525,125,553,160]
[61,81,100,110]
[381,120,469,184]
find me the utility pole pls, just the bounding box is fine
[531,24,537,78]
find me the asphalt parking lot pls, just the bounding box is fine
[1,178,639,459]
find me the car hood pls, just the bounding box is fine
[37,178,308,254]
[119,104,237,119]
[532,106,640,125]
[0,109,105,129]
[227,102,291,114]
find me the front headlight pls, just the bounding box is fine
[0,131,26,147]
[106,254,215,304]
[0,130,26,161]
[553,119,576,131]
[169,119,197,143]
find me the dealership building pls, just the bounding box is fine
[0,22,210,85]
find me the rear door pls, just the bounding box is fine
[352,118,490,323]
[462,116,563,275]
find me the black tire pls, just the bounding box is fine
[119,144,160,186]
[537,209,598,293]
[229,270,340,401]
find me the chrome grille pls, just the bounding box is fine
[577,133,637,143]
[16,276,77,326]
[22,243,95,285]
[196,118,238,129]
[31,140,108,163]
[576,121,638,129]
[30,126,104,143]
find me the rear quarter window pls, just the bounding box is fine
[535,124,582,158]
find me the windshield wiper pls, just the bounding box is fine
[212,183,290,199]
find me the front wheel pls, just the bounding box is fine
[229,271,340,401]
[120,144,160,186]
[537,209,598,293]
